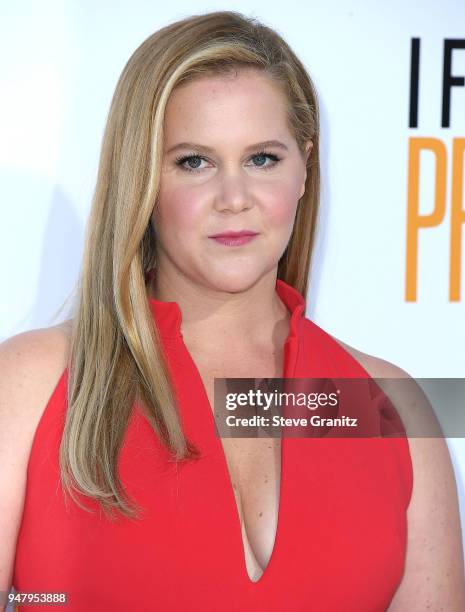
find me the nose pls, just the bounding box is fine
[213,169,252,214]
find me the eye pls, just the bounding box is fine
[175,154,208,173]
[248,151,281,170]
[174,150,282,174]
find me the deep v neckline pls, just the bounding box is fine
[147,275,305,586]
[178,334,297,586]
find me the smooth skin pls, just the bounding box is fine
[1,67,465,609]
[150,67,311,345]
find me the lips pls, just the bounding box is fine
[208,231,259,247]
[208,230,258,238]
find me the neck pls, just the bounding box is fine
[147,267,290,351]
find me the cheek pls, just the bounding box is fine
[154,183,206,237]
[260,184,300,229]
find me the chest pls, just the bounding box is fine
[13,320,411,609]
[192,351,283,582]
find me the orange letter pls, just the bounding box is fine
[406,138,447,301]
[450,138,465,301]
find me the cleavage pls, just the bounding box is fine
[198,365,284,582]
[221,435,282,581]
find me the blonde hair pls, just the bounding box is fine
[61,10,320,520]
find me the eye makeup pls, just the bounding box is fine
[174,150,282,173]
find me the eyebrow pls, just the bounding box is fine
[165,140,289,155]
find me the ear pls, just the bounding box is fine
[299,140,313,199]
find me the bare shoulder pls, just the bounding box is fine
[0,317,72,470]
[0,319,72,450]
[330,335,409,378]
[0,319,72,419]
[0,320,72,602]
[331,335,465,609]
[331,335,443,433]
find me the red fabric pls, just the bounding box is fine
[13,279,413,611]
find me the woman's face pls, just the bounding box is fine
[152,68,312,293]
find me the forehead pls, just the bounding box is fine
[163,69,290,144]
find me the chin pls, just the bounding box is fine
[203,267,266,294]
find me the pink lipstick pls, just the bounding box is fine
[208,230,259,247]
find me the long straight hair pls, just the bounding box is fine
[61,10,320,520]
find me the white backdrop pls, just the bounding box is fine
[2,0,464,589]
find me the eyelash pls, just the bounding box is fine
[174,150,282,173]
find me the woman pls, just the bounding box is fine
[1,10,464,612]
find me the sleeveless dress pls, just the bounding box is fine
[12,279,413,611]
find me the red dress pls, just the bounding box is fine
[13,279,413,611]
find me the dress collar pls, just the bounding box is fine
[146,273,306,340]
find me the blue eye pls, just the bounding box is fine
[250,151,282,169]
[253,154,268,166]
[175,155,204,171]
[174,150,281,173]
